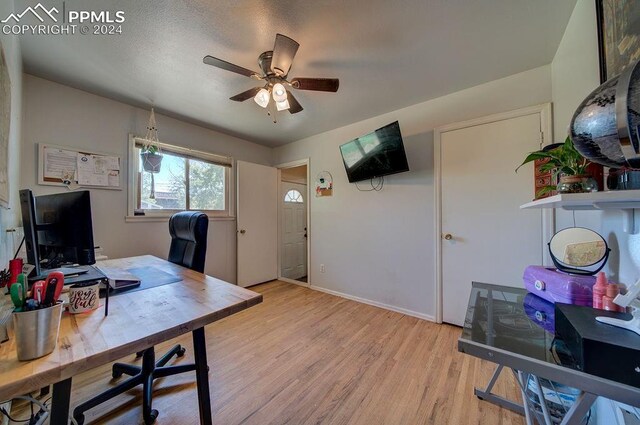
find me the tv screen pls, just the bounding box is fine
[339,121,409,183]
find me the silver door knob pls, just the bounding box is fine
[239,229,246,234]
[443,233,453,240]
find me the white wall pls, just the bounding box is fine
[550,0,640,287]
[0,0,22,270]
[274,65,552,319]
[20,75,272,283]
[551,0,600,140]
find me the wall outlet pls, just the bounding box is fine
[320,264,325,273]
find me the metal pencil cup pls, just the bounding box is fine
[12,302,63,361]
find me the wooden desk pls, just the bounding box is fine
[0,255,262,424]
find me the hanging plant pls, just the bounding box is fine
[140,108,163,198]
[140,146,163,173]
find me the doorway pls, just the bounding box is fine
[434,104,554,326]
[236,160,278,287]
[277,161,309,285]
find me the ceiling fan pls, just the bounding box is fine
[203,34,339,119]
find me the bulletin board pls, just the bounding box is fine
[38,143,122,190]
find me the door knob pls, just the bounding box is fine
[443,233,453,240]
[239,229,246,234]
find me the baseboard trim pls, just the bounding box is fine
[286,280,435,322]
[278,276,310,287]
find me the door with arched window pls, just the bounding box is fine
[281,181,307,280]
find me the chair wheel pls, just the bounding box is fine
[144,409,159,424]
[177,347,186,357]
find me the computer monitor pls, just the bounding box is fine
[19,189,96,278]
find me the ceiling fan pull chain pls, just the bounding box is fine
[266,99,276,123]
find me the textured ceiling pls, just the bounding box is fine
[15,0,577,146]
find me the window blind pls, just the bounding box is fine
[134,138,232,168]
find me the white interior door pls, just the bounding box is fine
[440,109,546,326]
[237,161,278,287]
[281,182,307,280]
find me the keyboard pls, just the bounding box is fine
[50,266,90,277]
[31,265,93,282]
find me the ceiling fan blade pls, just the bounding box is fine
[203,55,259,78]
[271,34,299,77]
[291,78,339,92]
[286,90,304,114]
[229,87,262,102]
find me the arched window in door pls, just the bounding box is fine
[284,189,303,203]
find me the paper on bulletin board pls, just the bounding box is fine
[39,143,122,190]
[43,147,77,180]
[77,153,120,187]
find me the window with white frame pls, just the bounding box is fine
[284,189,303,203]
[128,136,233,218]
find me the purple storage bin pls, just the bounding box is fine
[523,293,555,333]
[523,266,596,306]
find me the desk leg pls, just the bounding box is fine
[193,327,212,425]
[516,371,534,425]
[559,392,597,425]
[531,375,554,425]
[51,377,72,425]
[474,364,525,415]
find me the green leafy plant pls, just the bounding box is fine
[516,136,591,197]
[140,143,159,155]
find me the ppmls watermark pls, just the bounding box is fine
[2,2,125,36]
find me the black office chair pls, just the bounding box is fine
[73,211,209,425]
[167,211,208,273]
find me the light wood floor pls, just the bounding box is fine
[14,281,525,424]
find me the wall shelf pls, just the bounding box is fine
[520,190,640,234]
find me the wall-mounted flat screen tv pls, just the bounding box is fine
[339,121,409,183]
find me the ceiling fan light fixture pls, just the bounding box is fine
[203,34,339,118]
[272,83,287,102]
[276,99,290,111]
[254,88,270,108]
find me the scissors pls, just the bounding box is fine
[32,280,46,305]
[10,273,28,311]
[10,283,25,311]
[43,272,64,306]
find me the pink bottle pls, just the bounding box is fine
[592,272,608,309]
[603,284,620,311]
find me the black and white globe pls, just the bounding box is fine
[570,59,640,169]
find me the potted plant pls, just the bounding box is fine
[516,136,598,197]
[140,143,163,173]
[140,108,163,173]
